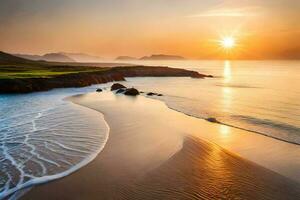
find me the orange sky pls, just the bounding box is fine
[1,0,300,59]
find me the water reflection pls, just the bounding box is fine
[222,61,233,112]
[223,60,232,83]
[220,124,230,136]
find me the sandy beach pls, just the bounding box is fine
[2,1,300,199]
[21,91,300,200]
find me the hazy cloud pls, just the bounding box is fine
[187,6,262,18]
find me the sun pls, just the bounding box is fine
[220,37,236,49]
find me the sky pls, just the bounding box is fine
[0,0,300,59]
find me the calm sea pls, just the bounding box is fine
[128,60,300,144]
[0,60,299,198]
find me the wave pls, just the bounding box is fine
[226,115,300,144]
[149,95,300,145]
[0,89,110,199]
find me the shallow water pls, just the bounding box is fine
[69,91,300,183]
[1,60,299,198]
[127,60,300,144]
[0,87,109,199]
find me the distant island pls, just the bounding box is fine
[60,52,103,62]
[140,54,186,60]
[0,51,210,93]
[16,53,186,62]
[115,54,186,61]
[15,52,104,63]
[15,53,76,63]
[115,56,138,61]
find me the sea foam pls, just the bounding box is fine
[0,87,110,199]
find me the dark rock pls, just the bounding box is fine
[124,88,140,96]
[206,118,219,123]
[207,75,214,78]
[116,88,126,94]
[0,72,126,94]
[96,88,103,92]
[147,92,156,96]
[147,92,163,96]
[111,83,126,91]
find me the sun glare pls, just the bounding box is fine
[221,37,235,49]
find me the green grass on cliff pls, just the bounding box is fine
[0,51,111,79]
[0,64,109,79]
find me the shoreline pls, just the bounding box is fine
[160,100,300,146]
[21,91,300,199]
[1,103,110,200]
[0,66,211,94]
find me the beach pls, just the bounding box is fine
[2,0,300,199]
[21,91,300,199]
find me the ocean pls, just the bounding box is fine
[128,60,300,144]
[0,60,299,198]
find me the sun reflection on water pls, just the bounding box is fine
[222,61,233,112]
[223,60,232,83]
[220,124,230,137]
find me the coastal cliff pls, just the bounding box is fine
[0,66,210,93]
[0,51,211,94]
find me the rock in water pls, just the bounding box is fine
[147,92,156,96]
[124,88,140,96]
[96,88,103,92]
[206,117,219,123]
[146,92,163,96]
[116,88,126,94]
[111,83,126,91]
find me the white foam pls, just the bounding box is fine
[0,109,109,200]
[0,87,111,199]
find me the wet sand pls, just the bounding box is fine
[22,91,300,199]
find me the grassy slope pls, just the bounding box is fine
[0,51,109,79]
[0,51,209,93]
[0,51,207,81]
[0,64,108,79]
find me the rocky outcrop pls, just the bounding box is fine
[0,66,212,94]
[206,118,219,123]
[116,88,126,94]
[111,83,126,91]
[147,92,156,96]
[124,88,140,96]
[112,85,139,96]
[147,92,163,96]
[110,66,210,79]
[0,71,125,93]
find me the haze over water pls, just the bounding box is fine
[128,60,300,144]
